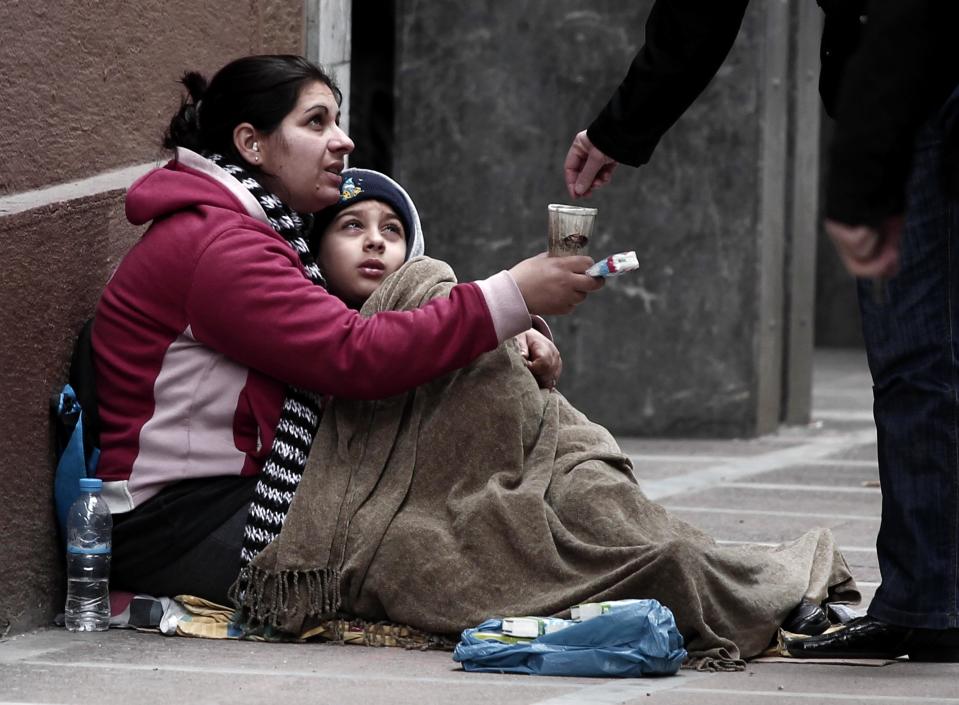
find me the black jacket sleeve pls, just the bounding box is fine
[586,0,750,167]
[825,0,958,226]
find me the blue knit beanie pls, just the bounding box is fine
[312,168,425,260]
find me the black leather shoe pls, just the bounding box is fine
[781,599,831,636]
[785,616,959,661]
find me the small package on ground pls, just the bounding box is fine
[572,598,645,620]
[453,599,686,678]
[501,616,572,637]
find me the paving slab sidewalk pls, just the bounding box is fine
[3,349,957,705]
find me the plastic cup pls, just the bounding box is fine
[547,204,596,256]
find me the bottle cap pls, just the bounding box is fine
[78,477,103,492]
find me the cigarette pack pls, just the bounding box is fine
[500,616,573,638]
[585,251,639,278]
[571,598,645,621]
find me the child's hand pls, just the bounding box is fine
[509,253,605,315]
[514,329,562,389]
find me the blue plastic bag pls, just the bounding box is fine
[452,599,686,677]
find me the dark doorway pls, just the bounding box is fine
[349,0,395,173]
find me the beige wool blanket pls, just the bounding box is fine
[234,257,859,669]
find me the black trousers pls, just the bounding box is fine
[111,476,257,606]
[119,501,251,606]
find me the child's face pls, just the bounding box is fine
[319,200,408,308]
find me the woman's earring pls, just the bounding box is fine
[252,142,260,162]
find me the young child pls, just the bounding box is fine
[313,168,561,384]
[312,168,424,309]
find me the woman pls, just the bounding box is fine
[92,55,601,605]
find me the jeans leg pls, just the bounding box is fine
[858,99,959,630]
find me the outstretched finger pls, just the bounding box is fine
[564,138,589,199]
[574,150,608,198]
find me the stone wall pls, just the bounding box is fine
[389,1,818,436]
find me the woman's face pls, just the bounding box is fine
[257,81,355,213]
[318,200,408,308]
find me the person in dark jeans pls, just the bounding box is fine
[563,0,959,660]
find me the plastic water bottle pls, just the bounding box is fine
[64,477,112,632]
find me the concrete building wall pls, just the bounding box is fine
[390,1,820,437]
[0,0,308,637]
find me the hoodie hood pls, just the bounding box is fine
[126,148,270,227]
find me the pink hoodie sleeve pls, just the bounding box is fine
[474,270,534,342]
[187,226,530,399]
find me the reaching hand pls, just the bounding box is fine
[825,216,902,279]
[514,329,562,389]
[509,253,605,316]
[564,130,618,199]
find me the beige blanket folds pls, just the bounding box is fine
[234,257,859,669]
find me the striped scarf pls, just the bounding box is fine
[204,153,324,568]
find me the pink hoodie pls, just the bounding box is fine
[93,149,530,512]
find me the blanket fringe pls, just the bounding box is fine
[229,565,341,632]
[683,650,746,672]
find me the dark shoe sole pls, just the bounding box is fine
[908,648,959,662]
[784,616,959,661]
[787,643,959,661]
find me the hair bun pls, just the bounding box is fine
[180,71,208,104]
[162,70,209,152]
